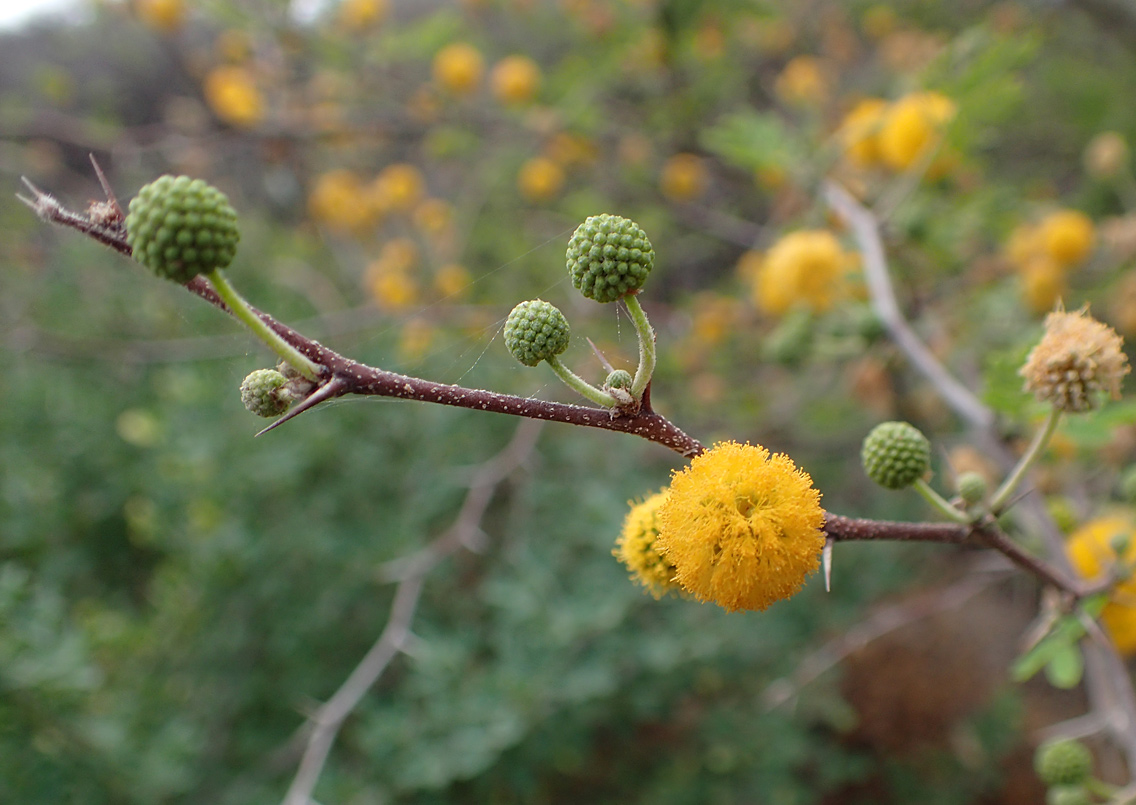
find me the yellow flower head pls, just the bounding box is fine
[656,442,825,612]
[1040,209,1095,268]
[490,55,542,106]
[659,153,709,202]
[1068,515,1136,654]
[774,56,829,107]
[754,229,856,315]
[203,66,265,129]
[517,157,564,202]
[878,91,955,172]
[433,43,484,95]
[838,97,889,168]
[614,491,682,599]
[1021,308,1129,413]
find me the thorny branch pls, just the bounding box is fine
[280,419,543,805]
[26,170,1136,776]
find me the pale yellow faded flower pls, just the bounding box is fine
[1021,308,1129,412]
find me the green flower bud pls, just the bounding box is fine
[604,369,634,391]
[504,299,570,367]
[126,175,240,283]
[240,369,291,418]
[956,471,988,506]
[1034,738,1093,787]
[1046,786,1091,805]
[566,214,654,302]
[861,421,931,490]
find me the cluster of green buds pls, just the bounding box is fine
[503,214,657,411]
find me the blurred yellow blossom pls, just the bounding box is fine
[754,230,857,315]
[433,43,484,95]
[203,66,265,128]
[774,56,829,107]
[490,55,542,105]
[1040,209,1095,268]
[838,97,889,168]
[338,0,388,30]
[372,163,426,213]
[1068,515,1136,654]
[517,157,564,202]
[308,170,371,232]
[659,153,708,202]
[413,198,453,236]
[433,263,471,298]
[877,91,955,172]
[1085,131,1129,180]
[135,0,185,33]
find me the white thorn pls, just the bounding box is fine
[822,538,833,592]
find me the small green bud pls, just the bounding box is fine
[1046,786,1091,805]
[566,214,654,303]
[1034,738,1093,787]
[240,369,291,418]
[504,300,571,367]
[125,175,240,283]
[861,421,931,490]
[956,471,988,506]
[604,369,634,391]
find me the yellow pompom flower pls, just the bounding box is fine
[308,169,371,232]
[517,157,564,202]
[490,55,542,106]
[878,91,956,172]
[338,0,388,30]
[774,56,829,107]
[656,442,825,612]
[614,491,682,599]
[1040,209,1096,268]
[838,97,889,168]
[136,0,185,33]
[372,163,425,213]
[203,66,265,128]
[659,153,709,202]
[1067,515,1136,654]
[1019,257,1067,315]
[433,43,484,95]
[433,263,471,298]
[754,230,856,315]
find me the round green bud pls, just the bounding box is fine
[504,299,570,367]
[566,214,654,303]
[956,471,988,506]
[1046,786,1091,805]
[604,369,634,391]
[125,174,240,283]
[861,421,931,490]
[240,369,291,418]
[1034,738,1093,788]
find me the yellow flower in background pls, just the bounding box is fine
[413,198,453,236]
[367,265,419,310]
[838,97,889,168]
[398,318,435,362]
[135,0,185,34]
[774,56,829,107]
[517,157,564,202]
[490,55,542,106]
[433,263,471,298]
[754,229,856,315]
[1068,515,1136,654]
[656,442,825,612]
[308,169,371,231]
[1019,257,1067,315]
[338,0,388,30]
[378,238,420,273]
[203,66,265,128]
[433,42,484,95]
[614,491,682,599]
[372,163,425,213]
[1040,209,1095,268]
[544,132,598,167]
[659,153,709,202]
[878,91,955,171]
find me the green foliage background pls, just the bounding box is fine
[4,0,1133,802]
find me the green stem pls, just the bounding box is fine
[207,269,322,382]
[913,478,971,524]
[989,407,1062,514]
[624,294,656,399]
[546,355,618,407]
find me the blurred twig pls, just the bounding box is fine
[280,419,543,805]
